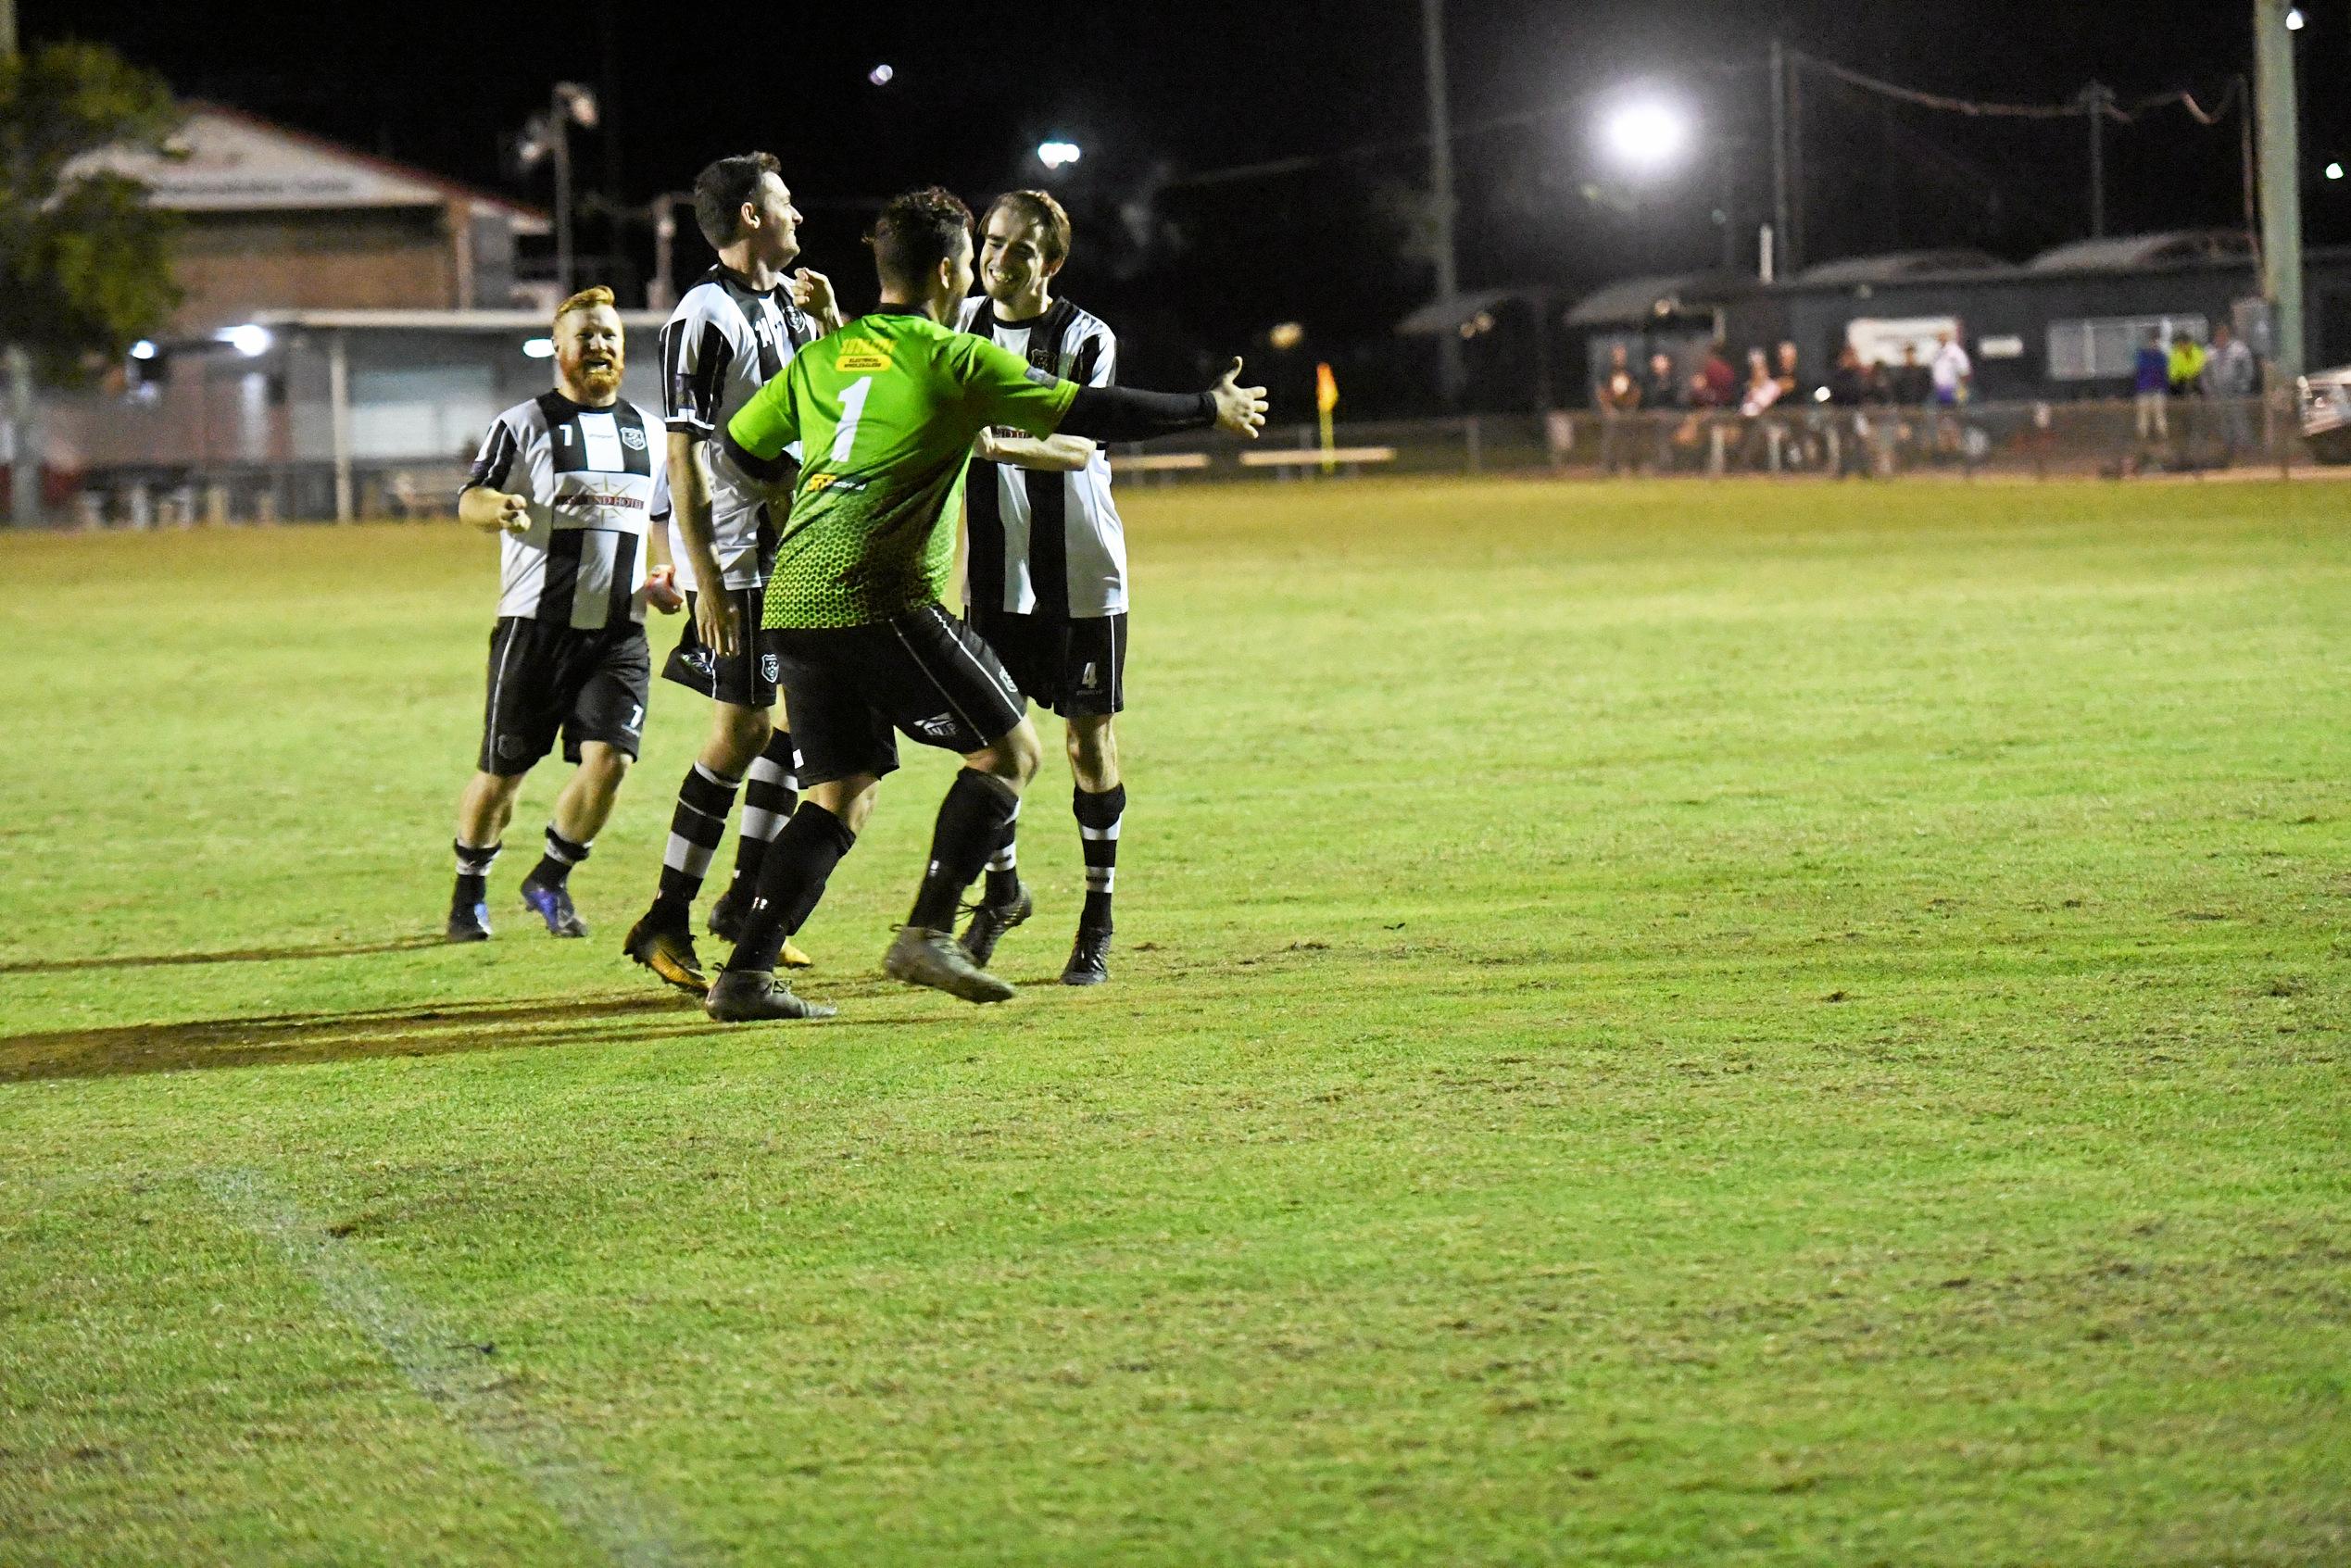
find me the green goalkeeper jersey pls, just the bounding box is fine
[726,309,1078,629]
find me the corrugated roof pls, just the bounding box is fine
[1795,249,2008,286]
[1565,271,1748,327]
[2026,230,2256,273]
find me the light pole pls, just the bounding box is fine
[518,82,598,296]
[1421,0,1464,406]
[2256,0,2304,383]
[2,0,34,525]
[647,191,690,311]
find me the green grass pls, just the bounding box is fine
[2,477,2346,1566]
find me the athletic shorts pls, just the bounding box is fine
[660,585,778,709]
[478,617,650,774]
[965,607,1127,718]
[763,602,1027,787]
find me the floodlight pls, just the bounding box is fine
[1599,94,1694,177]
[869,63,895,85]
[1037,141,1083,170]
[219,323,272,358]
[2288,7,2306,29]
[129,339,158,361]
[522,337,557,359]
[2330,162,2346,182]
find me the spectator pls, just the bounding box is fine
[2208,322,2257,464]
[1859,356,1899,476]
[2168,329,2209,466]
[1737,347,1782,469]
[2133,328,2170,443]
[1825,345,1870,478]
[1644,351,1683,470]
[1701,340,1737,408]
[1892,342,1931,407]
[1597,343,1642,474]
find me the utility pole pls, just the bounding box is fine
[1420,0,1464,406]
[2254,0,2305,383]
[1,0,37,526]
[1769,39,1792,279]
[2083,82,2112,238]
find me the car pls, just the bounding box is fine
[2297,364,2351,463]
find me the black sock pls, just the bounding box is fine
[654,762,739,921]
[909,770,1021,932]
[452,840,500,909]
[982,798,1023,904]
[529,825,590,890]
[727,802,857,974]
[1075,783,1125,931]
[728,731,799,901]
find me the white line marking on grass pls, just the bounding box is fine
[200,1167,698,1568]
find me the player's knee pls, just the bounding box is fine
[710,704,771,770]
[979,721,1042,786]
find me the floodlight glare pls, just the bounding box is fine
[868,63,895,85]
[2331,162,2346,182]
[522,336,557,359]
[2287,6,2306,29]
[1037,140,1083,170]
[219,323,272,358]
[129,339,158,360]
[1600,96,1693,177]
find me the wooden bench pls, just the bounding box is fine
[1236,446,1398,473]
[1109,452,1212,473]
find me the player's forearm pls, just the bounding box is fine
[667,433,726,581]
[979,431,1094,472]
[1055,385,1218,443]
[458,486,517,531]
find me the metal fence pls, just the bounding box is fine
[21,394,2330,528]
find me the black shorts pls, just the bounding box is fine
[966,607,1127,718]
[660,585,779,709]
[764,603,1027,786]
[478,617,650,774]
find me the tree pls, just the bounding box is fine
[0,43,181,523]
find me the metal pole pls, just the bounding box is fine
[2254,0,2305,383]
[328,332,353,523]
[1717,140,1738,271]
[1785,47,1804,275]
[1,0,33,527]
[551,88,573,296]
[2085,82,2109,238]
[1421,0,1464,406]
[1769,40,1791,273]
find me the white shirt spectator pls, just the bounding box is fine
[1930,339,1971,401]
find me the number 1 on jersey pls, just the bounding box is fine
[829,376,874,464]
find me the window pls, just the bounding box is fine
[2046,315,2208,381]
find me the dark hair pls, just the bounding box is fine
[982,189,1072,268]
[693,152,782,248]
[868,185,974,295]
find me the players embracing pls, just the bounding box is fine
[955,191,1131,985]
[622,152,843,994]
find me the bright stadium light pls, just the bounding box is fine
[522,336,557,358]
[218,323,272,358]
[1037,140,1082,170]
[129,339,158,360]
[868,63,895,85]
[1599,94,1694,178]
[2330,162,2346,182]
[2287,6,2306,29]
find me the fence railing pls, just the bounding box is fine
[16,394,2328,527]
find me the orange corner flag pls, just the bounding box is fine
[1314,362,1339,414]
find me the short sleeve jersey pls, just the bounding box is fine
[658,266,819,593]
[463,392,670,630]
[727,310,1077,630]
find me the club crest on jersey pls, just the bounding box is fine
[621,425,647,450]
[760,653,781,684]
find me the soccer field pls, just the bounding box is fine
[4,477,2346,1564]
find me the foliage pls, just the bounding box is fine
[0,43,181,384]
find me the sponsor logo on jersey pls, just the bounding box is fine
[805,473,870,495]
[621,425,647,450]
[836,345,893,372]
[911,713,961,740]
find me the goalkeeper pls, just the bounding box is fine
[704,185,1266,1022]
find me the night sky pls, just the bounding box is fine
[32,0,2343,409]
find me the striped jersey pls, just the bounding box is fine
[956,295,1127,619]
[659,265,820,593]
[463,391,671,630]
[725,310,1078,629]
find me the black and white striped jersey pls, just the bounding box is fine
[957,295,1128,620]
[463,391,671,631]
[659,264,820,593]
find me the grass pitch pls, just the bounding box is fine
[3,476,2346,1565]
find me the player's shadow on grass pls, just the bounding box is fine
[0,935,447,976]
[0,979,947,1084]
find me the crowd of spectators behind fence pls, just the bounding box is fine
[1594,321,2267,478]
